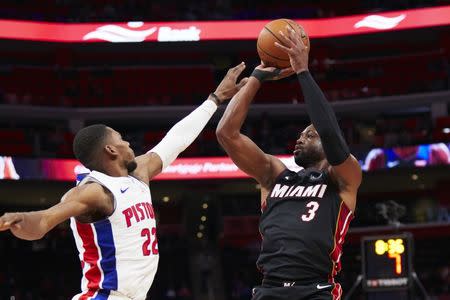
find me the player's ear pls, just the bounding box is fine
[104,144,118,157]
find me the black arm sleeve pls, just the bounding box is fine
[297,71,350,165]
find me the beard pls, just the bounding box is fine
[126,160,138,173]
[294,147,325,168]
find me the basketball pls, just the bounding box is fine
[257,18,310,68]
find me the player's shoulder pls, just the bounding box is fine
[62,181,109,204]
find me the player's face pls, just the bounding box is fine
[108,128,137,173]
[293,125,325,168]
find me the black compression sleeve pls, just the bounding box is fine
[297,71,350,165]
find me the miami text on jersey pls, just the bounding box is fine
[270,184,328,199]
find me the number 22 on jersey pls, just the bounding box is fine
[141,227,159,256]
[301,201,320,222]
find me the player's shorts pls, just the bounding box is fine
[252,277,342,300]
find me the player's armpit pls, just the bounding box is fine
[3,183,107,241]
[135,152,163,182]
[329,155,362,211]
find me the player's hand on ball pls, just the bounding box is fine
[275,26,309,74]
[0,212,24,231]
[251,62,294,82]
[213,62,249,103]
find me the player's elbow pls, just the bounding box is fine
[215,125,228,144]
[216,126,238,146]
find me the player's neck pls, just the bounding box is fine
[308,159,328,171]
[98,163,128,177]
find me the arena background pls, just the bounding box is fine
[0,1,449,299]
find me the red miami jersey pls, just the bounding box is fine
[70,171,159,300]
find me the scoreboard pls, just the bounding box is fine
[361,233,413,291]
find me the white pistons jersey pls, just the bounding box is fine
[70,171,159,300]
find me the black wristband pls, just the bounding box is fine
[251,68,281,83]
[209,93,221,106]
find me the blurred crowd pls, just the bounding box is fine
[1,113,449,161]
[0,50,447,107]
[0,0,447,22]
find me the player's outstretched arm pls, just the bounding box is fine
[216,66,292,189]
[276,26,362,211]
[135,63,249,182]
[0,183,109,240]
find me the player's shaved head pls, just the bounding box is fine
[73,124,110,170]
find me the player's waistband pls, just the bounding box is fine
[262,276,331,287]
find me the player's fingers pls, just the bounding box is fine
[232,62,246,76]
[2,213,22,225]
[227,62,245,80]
[227,63,240,75]
[287,26,305,49]
[274,41,291,54]
[297,31,306,48]
[285,26,299,44]
[230,62,245,73]
[278,31,295,49]
[0,219,11,231]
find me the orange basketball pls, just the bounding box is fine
[257,18,310,68]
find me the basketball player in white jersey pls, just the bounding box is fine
[0,63,248,300]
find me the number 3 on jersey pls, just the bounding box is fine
[301,201,320,222]
[141,227,159,256]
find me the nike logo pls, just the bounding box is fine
[120,187,129,193]
[316,284,332,290]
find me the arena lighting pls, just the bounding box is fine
[0,6,449,42]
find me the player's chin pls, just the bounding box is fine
[126,160,138,173]
[294,153,303,165]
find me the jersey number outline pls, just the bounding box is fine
[301,201,320,222]
[141,227,159,256]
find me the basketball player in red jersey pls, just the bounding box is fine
[216,27,362,299]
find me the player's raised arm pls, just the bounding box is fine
[275,26,362,211]
[216,64,293,189]
[0,183,109,240]
[135,63,249,182]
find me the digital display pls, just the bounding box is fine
[362,233,413,291]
